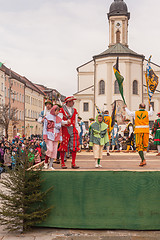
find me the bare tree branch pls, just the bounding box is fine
[0,104,18,138]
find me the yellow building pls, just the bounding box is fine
[0,65,25,139]
[23,77,45,138]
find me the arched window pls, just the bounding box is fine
[99,80,105,95]
[114,80,120,94]
[116,30,121,43]
[133,80,138,95]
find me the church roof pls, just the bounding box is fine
[108,0,130,19]
[93,43,144,59]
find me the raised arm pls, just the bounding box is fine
[124,105,135,118]
[148,105,153,117]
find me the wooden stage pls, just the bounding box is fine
[44,151,160,172]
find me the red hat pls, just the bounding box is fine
[157,113,160,116]
[64,96,77,103]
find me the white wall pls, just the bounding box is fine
[94,56,143,116]
[78,60,94,92]
[74,96,94,124]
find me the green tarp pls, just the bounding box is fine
[38,171,160,230]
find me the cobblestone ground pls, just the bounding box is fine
[1,227,160,240]
[1,151,160,239]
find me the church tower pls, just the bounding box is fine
[108,0,130,47]
[75,0,149,126]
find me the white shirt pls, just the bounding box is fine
[37,109,51,123]
[114,127,117,137]
[125,107,153,119]
[66,106,72,115]
[58,106,79,131]
[129,125,133,137]
[43,114,62,142]
[78,121,86,135]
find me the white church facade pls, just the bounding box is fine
[74,0,160,129]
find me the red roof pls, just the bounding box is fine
[0,64,45,95]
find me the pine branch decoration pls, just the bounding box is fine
[0,151,53,232]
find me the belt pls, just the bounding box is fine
[135,125,149,129]
[48,129,54,133]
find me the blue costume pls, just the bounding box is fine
[38,110,49,151]
[111,123,120,150]
[78,121,86,145]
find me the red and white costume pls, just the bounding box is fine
[59,97,80,168]
[43,105,62,164]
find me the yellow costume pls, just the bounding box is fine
[135,110,149,152]
[103,115,111,139]
[125,105,153,166]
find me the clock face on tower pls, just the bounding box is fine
[115,22,121,28]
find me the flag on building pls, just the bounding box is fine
[145,56,159,104]
[111,101,116,127]
[113,57,126,105]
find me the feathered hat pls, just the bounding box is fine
[64,96,77,103]
[45,99,53,106]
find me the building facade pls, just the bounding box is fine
[74,0,160,129]
[23,78,44,138]
[1,65,25,139]
[35,84,66,106]
[0,64,66,139]
[0,69,5,136]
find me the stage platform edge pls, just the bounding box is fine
[37,170,160,230]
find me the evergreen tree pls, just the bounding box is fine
[0,150,52,232]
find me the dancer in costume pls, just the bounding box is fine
[59,96,80,169]
[78,116,86,151]
[43,105,62,170]
[124,119,135,152]
[89,118,95,136]
[152,112,160,156]
[38,99,53,168]
[38,99,53,123]
[103,110,111,156]
[125,103,153,166]
[89,114,109,168]
[111,121,120,152]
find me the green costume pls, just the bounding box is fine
[89,115,109,147]
[152,118,160,145]
[89,115,109,167]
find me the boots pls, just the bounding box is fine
[71,151,79,169]
[44,155,49,169]
[125,145,130,153]
[60,152,67,169]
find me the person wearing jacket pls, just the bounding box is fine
[152,112,160,156]
[43,105,62,170]
[89,114,109,168]
[125,103,153,166]
[78,116,86,152]
[58,96,80,169]
[111,121,120,152]
[38,99,53,166]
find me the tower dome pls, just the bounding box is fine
[108,0,130,19]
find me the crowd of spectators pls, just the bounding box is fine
[0,135,45,171]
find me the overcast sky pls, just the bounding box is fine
[0,0,160,96]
